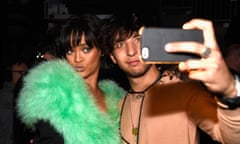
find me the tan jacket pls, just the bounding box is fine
[120,81,240,144]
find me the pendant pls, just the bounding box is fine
[132,127,138,136]
[135,94,142,99]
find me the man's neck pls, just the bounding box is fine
[128,65,160,92]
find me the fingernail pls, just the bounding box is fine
[165,44,171,51]
[183,23,191,29]
[179,62,185,70]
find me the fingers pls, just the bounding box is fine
[165,18,220,61]
[178,59,215,71]
[182,18,218,49]
[178,59,217,82]
[163,18,236,95]
[165,42,204,57]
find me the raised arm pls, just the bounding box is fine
[165,18,238,98]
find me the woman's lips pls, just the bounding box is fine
[75,66,84,72]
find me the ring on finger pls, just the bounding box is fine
[201,47,211,58]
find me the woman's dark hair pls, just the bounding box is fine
[56,14,103,58]
[54,13,113,80]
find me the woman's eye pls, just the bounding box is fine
[83,47,91,53]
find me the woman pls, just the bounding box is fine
[16,14,125,144]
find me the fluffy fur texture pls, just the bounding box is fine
[17,59,125,144]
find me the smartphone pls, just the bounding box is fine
[140,27,203,64]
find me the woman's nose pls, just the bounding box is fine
[74,49,83,62]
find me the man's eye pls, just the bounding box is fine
[66,50,73,55]
[135,36,141,42]
[114,42,124,48]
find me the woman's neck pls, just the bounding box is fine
[87,82,107,112]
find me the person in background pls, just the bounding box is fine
[101,13,240,144]
[13,24,62,144]
[16,13,125,144]
[224,44,240,75]
[0,59,28,144]
[34,24,62,64]
[223,16,240,76]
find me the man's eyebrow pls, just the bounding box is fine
[114,39,124,44]
[113,35,124,44]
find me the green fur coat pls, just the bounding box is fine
[17,59,126,144]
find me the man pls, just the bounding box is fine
[223,16,240,76]
[101,13,240,144]
[0,60,28,144]
[13,24,60,144]
[224,44,240,75]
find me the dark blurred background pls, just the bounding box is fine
[5,0,240,81]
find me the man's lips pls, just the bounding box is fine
[128,60,140,67]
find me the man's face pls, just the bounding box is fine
[110,34,151,78]
[11,63,28,85]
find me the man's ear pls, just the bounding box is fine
[110,53,117,64]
